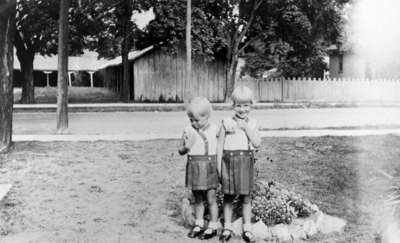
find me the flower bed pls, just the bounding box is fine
[251,180,318,225]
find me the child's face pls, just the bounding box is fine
[188,112,209,129]
[233,101,251,119]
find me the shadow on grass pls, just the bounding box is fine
[257,136,400,242]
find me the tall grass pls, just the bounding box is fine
[13,87,121,104]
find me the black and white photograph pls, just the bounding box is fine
[1,0,400,242]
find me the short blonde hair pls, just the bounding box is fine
[186,96,212,118]
[231,85,254,104]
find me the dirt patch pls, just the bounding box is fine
[0,136,399,242]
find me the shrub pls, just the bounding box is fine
[206,180,317,225]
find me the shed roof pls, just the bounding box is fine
[13,50,110,72]
[98,45,154,69]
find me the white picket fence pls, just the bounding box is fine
[237,78,400,102]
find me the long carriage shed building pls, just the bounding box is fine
[13,51,108,87]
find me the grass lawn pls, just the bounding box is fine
[0,135,399,242]
[13,87,121,104]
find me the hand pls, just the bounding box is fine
[182,130,195,149]
[178,147,189,155]
[236,119,249,130]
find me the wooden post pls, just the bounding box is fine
[44,71,52,87]
[68,71,72,87]
[89,71,94,88]
[0,0,16,153]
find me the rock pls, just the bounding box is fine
[310,203,319,213]
[381,221,400,243]
[303,217,318,237]
[232,217,243,236]
[291,218,306,227]
[317,214,346,234]
[311,211,324,226]
[270,224,291,242]
[0,184,11,202]
[288,223,307,240]
[181,198,195,227]
[252,221,271,240]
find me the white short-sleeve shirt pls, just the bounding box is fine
[182,123,218,155]
[222,117,259,150]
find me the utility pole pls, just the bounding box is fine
[185,0,191,102]
[56,0,70,133]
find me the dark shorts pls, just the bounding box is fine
[185,155,218,190]
[221,150,254,195]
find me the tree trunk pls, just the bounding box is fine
[225,54,239,102]
[56,0,69,133]
[120,0,132,102]
[18,53,35,103]
[185,0,192,102]
[14,26,35,104]
[0,0,16,153]
[223,1,261,102]
[121,38,130,102]
[224,34,239,102]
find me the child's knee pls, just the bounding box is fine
[240,195,252,204]
[207,189,217,205]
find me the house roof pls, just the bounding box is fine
[13,45,154,72]
[98,45,154,69]
[13,50,110,72]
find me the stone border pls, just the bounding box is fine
[0,184,12,202]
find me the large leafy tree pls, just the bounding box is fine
[0,0,16,153]
[144,0,347,99]
[89,0,152,102]
[14,0,106,103]
[15,0,58,103]
[242,0,348,78]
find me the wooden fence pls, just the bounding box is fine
[237,78,400,102]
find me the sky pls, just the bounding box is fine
[132,8,155,30]
[348,0,400,67]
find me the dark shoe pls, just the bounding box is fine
[200,228,217,240]
[242,231,256,243]
[219,229,232,242]
[188,225,204,238]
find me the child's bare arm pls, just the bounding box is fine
[237,120,261,148]
[178,129,193,155]
[217,126,226,176]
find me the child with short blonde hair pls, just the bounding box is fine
[178,96,219,240]
[217,86,261,243]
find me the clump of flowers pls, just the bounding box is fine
[202,180,318,225]
[252,181,318,225]
[206,180,317,225]
[251,180,317,225]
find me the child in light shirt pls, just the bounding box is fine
[179,96,219,240]
[217,86,261,243]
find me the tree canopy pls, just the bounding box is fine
[242,0,348,78]
[142,0,348,80]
